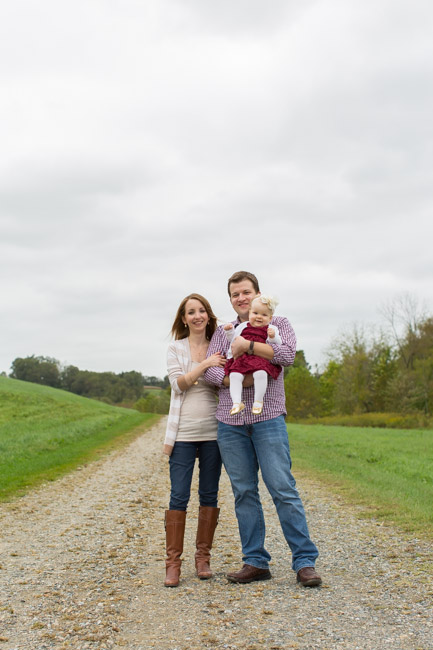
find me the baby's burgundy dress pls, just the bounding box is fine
[224,323,282,380]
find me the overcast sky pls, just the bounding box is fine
[1,0,432,380]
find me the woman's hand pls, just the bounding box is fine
[205,352,226,368]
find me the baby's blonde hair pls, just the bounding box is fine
[251,294,279,314]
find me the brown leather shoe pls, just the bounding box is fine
[296,566,322,587]
[227,564,271,583]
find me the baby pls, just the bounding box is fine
[224,295,282,415]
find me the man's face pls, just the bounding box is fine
[229,280,259,322]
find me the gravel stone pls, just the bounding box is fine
[0,418,432,649]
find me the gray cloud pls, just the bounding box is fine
[1,0,433,378]
[166,0,317,36]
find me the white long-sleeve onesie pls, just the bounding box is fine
[224,321,282,359]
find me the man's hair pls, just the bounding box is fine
[227,271,260,296]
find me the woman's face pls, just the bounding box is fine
[182,298,209,334]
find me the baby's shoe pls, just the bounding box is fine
[252,401,263,415]
[230,403,245,416]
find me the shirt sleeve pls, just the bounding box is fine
[266,325,282,346]
[224,327,236,343]
[269,317,296,367]
[166,343,185,394]
[204,325,230,387]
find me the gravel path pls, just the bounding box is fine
[1,418,432,650]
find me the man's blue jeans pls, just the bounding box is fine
[169,441,222,511]
[217,415,318,572]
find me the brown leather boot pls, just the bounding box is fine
[164,510,186,587]
[195,506,220,579]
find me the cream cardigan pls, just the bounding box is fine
[163,338,191,455]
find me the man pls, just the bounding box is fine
[205,271,321,586]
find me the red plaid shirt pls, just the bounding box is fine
[204,316,296,425]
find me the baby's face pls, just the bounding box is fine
[249,301,272,327]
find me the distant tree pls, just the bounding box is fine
[61,365,80,392]
[326,326,374,413]
[318,360,341,415]
[413,357,433,415]
[10,355,61,388]
[143,375,167,388]
[369,341,397,412]
[135,387,170,414]
[324,325,399,414]
[284,350,309,378]
[322,305,433,416]
[380,293,427,370]
[284,366,322,419]
[119,371,145,399]
[386,316,433,414]
[293,350,309,369]
[284,352,322,419]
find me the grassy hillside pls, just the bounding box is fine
[289,422,433,539]
[0,376,161,501]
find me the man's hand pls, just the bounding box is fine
[230,336,249,359]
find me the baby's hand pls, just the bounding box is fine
[267,326,275,339]
[224,323,234,331]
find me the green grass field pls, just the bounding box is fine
[288,422,433,539]
[0,376,161,501]
[3,375,433,541]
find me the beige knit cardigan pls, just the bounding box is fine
[163,338,191,455]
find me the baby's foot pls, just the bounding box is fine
[230,402,245,416]
[252,401,263,415]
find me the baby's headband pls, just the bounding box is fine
[252,294,279,314]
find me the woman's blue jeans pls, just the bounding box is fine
[169,440,222,511]
[217,415,318,572]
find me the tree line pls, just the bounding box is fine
[8,296,433,425]
[285,295,433,424]
[9,356,169,408]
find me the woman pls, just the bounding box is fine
[163,293,226,587]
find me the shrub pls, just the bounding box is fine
[287,412,433,429]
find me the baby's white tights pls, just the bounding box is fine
[229,370,268,406]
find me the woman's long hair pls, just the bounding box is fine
[171,293,218,341]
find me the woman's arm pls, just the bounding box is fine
[176,353,225,391]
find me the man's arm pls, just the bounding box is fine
[268,316,296,367]
[230,337,274,360]
[204,326,229,387]
[230,317,295,366]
